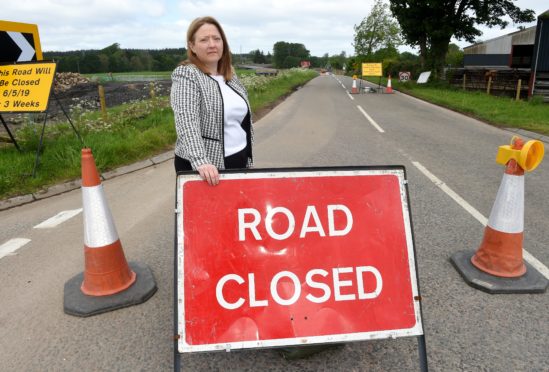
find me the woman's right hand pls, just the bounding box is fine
[197,164,220,186]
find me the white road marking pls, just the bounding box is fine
[357,105,385,133]
[412,162,487,225]
[34,208,83,229]
[346,92,355,101]
[0,238,31,259]
[411,160,549,279]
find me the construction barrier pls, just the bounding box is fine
[64,148,157,317]
[451,136,548,294]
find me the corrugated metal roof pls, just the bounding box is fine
[464,26,536,52]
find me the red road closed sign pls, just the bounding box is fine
[176,168,424,352]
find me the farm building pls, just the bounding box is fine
[462,9,549,100]
[463,26,537,69]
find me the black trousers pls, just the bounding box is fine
[174,146,248,173]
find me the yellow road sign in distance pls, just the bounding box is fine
[362,63,382,77]
[0,20,43,63]
[0,62,56,113]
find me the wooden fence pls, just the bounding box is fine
[447,68,531,100]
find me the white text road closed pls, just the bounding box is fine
[216,266,383,309]
[177,169,424,352]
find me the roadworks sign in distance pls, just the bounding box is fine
[362,63,382,77]
[0,61,56,113]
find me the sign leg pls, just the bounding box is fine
[418,334,429,372]
[0,114,21,151]
[32,113,48,177]
[173,205,181,372]
[52,91,84,145]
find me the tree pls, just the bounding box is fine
[44,45,186,73]
[390,0,535,77]
[446,43,463,67]
[328,51,347,70]
[272,42,288,68]
[109,50,130,72]
[97,54,110,72]
[249,49,266,64]
[353,0,402,56]
[130,55,144,71]
[272,41,310,68]
[282,56,300,68]
[80,53,101,73]
[101,43,121,55]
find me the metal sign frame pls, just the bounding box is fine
[173,166,428,371]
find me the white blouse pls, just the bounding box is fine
[211,75,248,156]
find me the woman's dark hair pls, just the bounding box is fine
[183,16,233,80]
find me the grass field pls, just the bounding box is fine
[84,71,172,83]
[84,69,255,83]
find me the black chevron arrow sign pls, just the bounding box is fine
[0,21,42,64]
[0,31,36,63]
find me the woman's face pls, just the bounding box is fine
[190,23,223,69]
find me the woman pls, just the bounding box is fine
[171,16,253,186]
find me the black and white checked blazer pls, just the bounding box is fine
[171,63,253,170]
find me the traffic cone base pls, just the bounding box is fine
[451,250,548,294]
[471,227,525,278]
[64,261,158,317]
[82,240,137,296]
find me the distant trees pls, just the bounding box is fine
[272,41,310,68]
[389,0,536,76]
[249,49,267,64]
[328,51,347,70]
[44,43,187,73]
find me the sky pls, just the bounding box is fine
[2,0,547,57]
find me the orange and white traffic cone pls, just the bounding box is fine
[80,148,136,295]
[451,136,548,293]
[385,75,394,94]
[351,75,359,94]
[471,143,526,278]
[64,148,157,316]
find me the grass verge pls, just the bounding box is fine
[362,76,549,135]
[0,68,317,200]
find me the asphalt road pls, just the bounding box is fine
[0,74,548,371]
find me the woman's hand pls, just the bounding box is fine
[197,164,220,186]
